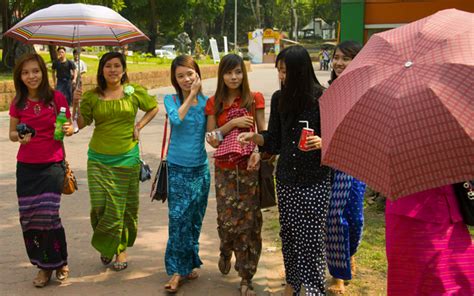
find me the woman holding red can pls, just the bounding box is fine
[238,45,331,296]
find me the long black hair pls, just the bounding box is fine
[329,40,362,83]
[275,45,323,115]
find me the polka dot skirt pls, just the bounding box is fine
[277,175,332,296]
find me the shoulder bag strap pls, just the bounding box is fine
[161,95,178,159]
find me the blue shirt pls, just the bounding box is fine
[164,93,208,167]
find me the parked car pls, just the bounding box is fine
[155,49,176,59]
[161,44,176,53]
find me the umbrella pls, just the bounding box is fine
[4,3,149,130]
[319,8,474,200]
[4,3,149,47]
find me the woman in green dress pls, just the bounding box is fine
[73,52,158,271]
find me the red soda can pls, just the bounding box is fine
[299,127,314,151]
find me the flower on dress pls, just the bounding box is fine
[124,85,135,96]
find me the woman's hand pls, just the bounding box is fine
[205,131,220,148]
[247,152,261,171]
[231,116,253,129]
[305,135,322,151]
[63,121,74,137]
[237,132,256,145]
[133,125,140,141]
[72,88,82,107]
[18,133,32,144]
[190,75,201,96]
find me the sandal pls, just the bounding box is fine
[100,255,112,266]
[164,274,181,293]
[185,270,199,280]
[218,254,231,275]
[33,269,52,288]
[56,265,70,281]
[240,279,256,296]
[113,252,128,271]
[327,277,345,295]
[113,261,128,271]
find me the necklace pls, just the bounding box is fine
[33,103,41,115]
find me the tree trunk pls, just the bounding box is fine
[147,0,157,55]
[255,0,261,28]
[49,45,58,63]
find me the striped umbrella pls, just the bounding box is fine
[4,3,149,46]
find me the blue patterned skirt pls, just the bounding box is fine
[165,162,210,276]
[326,170,366,280]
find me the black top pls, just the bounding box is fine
[261,90,331,186]
[52,59,76,80]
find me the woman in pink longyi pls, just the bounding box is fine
[385,184,474,295]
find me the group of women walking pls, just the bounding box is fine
[8,42,474,296]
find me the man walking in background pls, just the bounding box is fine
[52,46,77,106]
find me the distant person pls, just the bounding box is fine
[322,49,330,71]
[73,49,87,75]
[9,53,73,287]
[325,41,366,295]
[162,55,210,293]
[73,52,158,272]
[52,46,77,106]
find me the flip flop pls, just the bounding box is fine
[185,270,199,280]
[100,255,112,265]
[164,274,181,293]
[56,266,70,281]
[113,261,128,271]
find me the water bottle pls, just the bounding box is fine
[54,107,68,141]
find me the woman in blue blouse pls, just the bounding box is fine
[163,55,210,293]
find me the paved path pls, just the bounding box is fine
[0,64,331,296]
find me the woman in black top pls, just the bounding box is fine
[239,45,331,295]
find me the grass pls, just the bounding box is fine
[0,50,216,82]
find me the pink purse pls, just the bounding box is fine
[214,107,256,163]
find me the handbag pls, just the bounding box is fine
[259,153,277,208]
[251,99,277,208]
[453,180,474,226]
[139,159,152,182]
[62,158,78,195]
[150,114,171,202]
[214,107,256,163]
[52,99,78,195]
[138,141,152,182]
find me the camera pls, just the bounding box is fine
[16,123,36,138]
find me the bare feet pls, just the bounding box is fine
[33,269,52,288]
[113,252,128,271]
[350,256,357,277]
[56,265,70,281]
[327,277,345,295]
[164,274,181,293]
[283,284,294,296]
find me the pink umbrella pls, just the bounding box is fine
[320,8,474,200]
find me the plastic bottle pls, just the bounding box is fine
[54,107,68,141]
